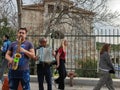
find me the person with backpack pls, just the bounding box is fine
[0,35,11,83]
[55,39,68,90]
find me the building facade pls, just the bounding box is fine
[21,0,96,70]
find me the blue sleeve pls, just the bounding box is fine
[29,42,34,50]
[2,42,8,52]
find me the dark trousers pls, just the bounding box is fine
[0,58,8,81]
[55,60,67,90]
[37,63,52,90]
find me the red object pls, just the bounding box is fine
[58,47,66,60]
[67,71,77,87]
[67,71,76,78]
[2,77,9,90]
[2,77,22,90]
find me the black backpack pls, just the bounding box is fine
[51,49,58,65]
[52,48,64,65]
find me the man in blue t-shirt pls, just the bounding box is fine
[0,35,11,83]
[5,28,35,90]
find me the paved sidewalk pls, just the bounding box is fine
[30,82,120,90]
[1,75,120,90]
[0,82,120,90]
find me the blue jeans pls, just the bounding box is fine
[8,70,30,90]
[37,63,52,90]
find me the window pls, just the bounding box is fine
[48,5,54,13]
[63,6,69,13]
[56,6,61,13]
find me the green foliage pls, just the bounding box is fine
[75,58,98,78]
[96,42,104,50]
[29,59,36,75]
[0,17,16,46]
[0,17,16,67]
[96,42,120,51]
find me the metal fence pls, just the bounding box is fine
[26,29,120,78]
[1,29,120,78]
[96,29,120,78]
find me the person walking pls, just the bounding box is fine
[0,35,11,83]
[55,39,68,90]
[5,27,35,90]
[34,38,54,90]
[93,43,115,90]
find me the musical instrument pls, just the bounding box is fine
[36,47,54,65]
[12,37,22,70]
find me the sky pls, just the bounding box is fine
[108,0,120,12]
[22,0,34,4]
[96,0,120,44]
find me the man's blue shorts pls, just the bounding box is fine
[8,70,30,90]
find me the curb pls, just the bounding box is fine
[30,75,120,87]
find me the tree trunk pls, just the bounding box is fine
[16,0,22,29]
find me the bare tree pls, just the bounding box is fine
[2,0,117,33]
[16,0,22,29]
[1,0,119,32]
[0,0,18,29]
[16,0,120,36]
[80,0,120,27]
[42,0,120,35]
